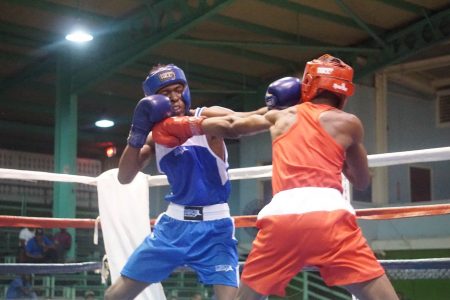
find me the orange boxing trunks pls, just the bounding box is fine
[241,187,385,296]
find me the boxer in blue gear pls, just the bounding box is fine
[105,64,267,300]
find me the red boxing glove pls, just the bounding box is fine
[152,116,206,147]
[152,131,188,148]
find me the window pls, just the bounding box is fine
[410,166,431,202]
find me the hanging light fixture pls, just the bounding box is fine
[95,119,115,128]
[65,29,93,43]
[65,1,93,43]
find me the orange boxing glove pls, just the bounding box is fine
[152,116,206,147]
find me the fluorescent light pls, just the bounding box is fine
[95,119,114,128]
[65,30,93,43]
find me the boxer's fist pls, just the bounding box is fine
[152,116,205,147]
[265,77,301,109]
[127,95,172,148]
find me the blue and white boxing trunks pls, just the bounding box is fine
[121,203,239,287]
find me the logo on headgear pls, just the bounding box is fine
[317,67,333,75]
[333,83,348,92]
[158,71,176,82]
[142,64,191,114]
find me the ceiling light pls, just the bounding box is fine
[95,119,114,128]
[65,30,93,43]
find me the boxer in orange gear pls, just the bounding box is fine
[152,54,399,300]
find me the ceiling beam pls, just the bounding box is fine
[355,7,450,80]
[0,21,59,94]
[175,37,380,53]
[174,39,299,71]
[6,0,111,23]
[374,0,428,14]
[384,54,450,73]
[213,15,328,46]
[210,14,378,75]
[0,20,56,43]
[136,55,262,87]
[0,56,54,95]
[71,0,236,94]
[260,0,383,32]
[387,73,435,96]
[432,77,450,89]
[334,0,387,48]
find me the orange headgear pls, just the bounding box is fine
[301,54,354,109]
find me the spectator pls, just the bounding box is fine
[6,274,37,300]
[18,227,35,262]
[53,228,72,262]
[191,292,203,300]
[24,228,58,263]
[84,290,96,300]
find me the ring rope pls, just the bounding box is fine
[0,168,97,185]
[1,203,449,229]
[1,147,449,186]
[2,259,450,280]
[0,262,102,274]
[355,203,450,220]
[1,147,449,281]
[0,215,97,229]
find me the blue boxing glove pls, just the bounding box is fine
[127,95,172,148]
[265,77,301,109]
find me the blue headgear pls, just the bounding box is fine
[142,64,191,114]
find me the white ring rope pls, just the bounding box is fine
[0,168,97,185]
[368,146,450,167]
[0,147,449,186]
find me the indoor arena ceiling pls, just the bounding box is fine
[1,0,450,160]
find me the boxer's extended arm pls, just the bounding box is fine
[202,113,274,139]
[198,77,301,117]
[198,106,268,118]
[152,112,275,146]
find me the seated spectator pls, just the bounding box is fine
[53,228,72,262]
[191,292,203,300]
[84,290,96,300]
[25,228,58,263]
[18,227,35,263]
[6,274,37,300]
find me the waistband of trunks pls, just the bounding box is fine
[165,202,230,221]
[257,187,355,220]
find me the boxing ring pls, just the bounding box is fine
[1,146,450,299]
